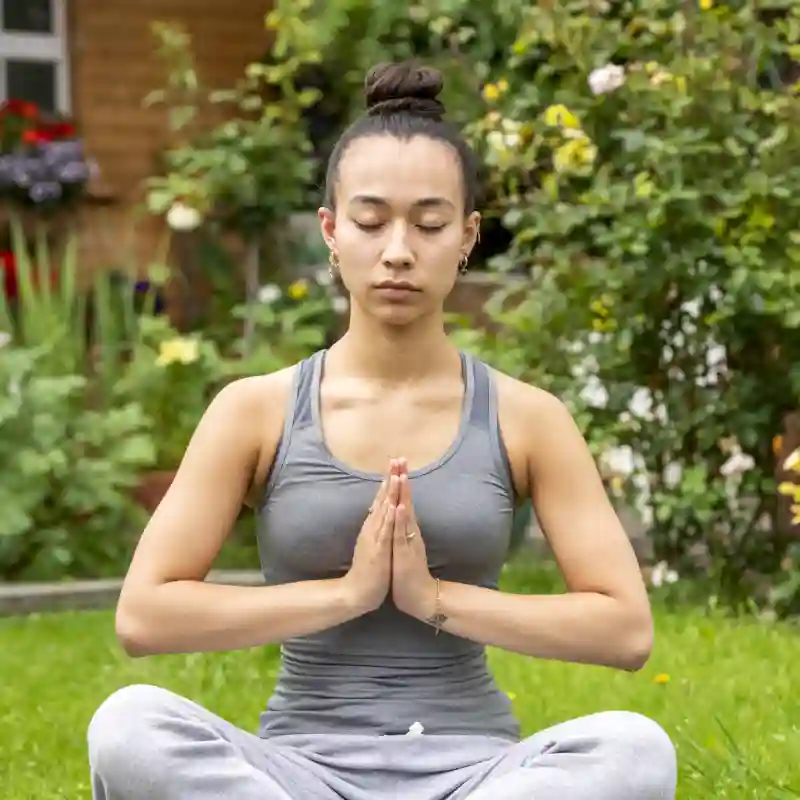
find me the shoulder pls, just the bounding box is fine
[209,365,298,427]
[488,365,576,434]
[202,363,303,504]
[483,363,585,493]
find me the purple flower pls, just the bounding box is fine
[56,161,89,183]
[29,182,63,203]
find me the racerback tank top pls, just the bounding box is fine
[256,348,520,741]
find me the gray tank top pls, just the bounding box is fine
[256,348,520,741]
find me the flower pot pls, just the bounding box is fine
[132,470,177,514]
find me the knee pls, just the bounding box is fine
[87,684,175,780]
[596,711,677,795]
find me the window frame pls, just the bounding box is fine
[0,0,70,113]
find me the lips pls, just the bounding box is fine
[375,281,420,292]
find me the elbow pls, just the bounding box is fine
[115,600,156,658]
[618,610,654,672]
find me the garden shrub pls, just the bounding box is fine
[450,0,800,613]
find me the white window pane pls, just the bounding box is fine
[2,0,53,34]
[7,59,56,112]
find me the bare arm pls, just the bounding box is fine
[431,383,653,671]
[115,373,361,658]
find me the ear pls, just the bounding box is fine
[462,211,481,257]
[318,207,337,251]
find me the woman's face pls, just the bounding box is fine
[319,135,480,327]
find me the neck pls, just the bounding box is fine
[330,307,458,384]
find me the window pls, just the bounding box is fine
[0,0,69,113]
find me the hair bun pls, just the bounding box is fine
[364,62,445,121]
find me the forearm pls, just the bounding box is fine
[116,577,360,657]
[434,581,653,671]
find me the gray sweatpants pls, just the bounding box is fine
[87,684,677,799]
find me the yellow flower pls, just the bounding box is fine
[543,104,580,130]
[287,279,309,300]
[512,39,528,56]
[653,673,671,685]
[700,0,713,9]
[791,504,800,525]
[553,134,597,172]
[610,475,625,496]
[497,79,509,93]
[156,337,200,367]
[783,447,800,472]
[777,482,800,502]
[634,172,656,199]
[483,83,500,102]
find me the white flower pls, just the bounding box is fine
[258,284,281,304]
[166,202,202,232]
[315,268,333,287]
[332,295,349,314]
[487,119,523,153]
[579,374,608,408]
[0,331,10,349]
[588,64,626,95]
[720,451,755,476]
[600,446,636,478]
[650,561,679,588]
[406,721,425,737]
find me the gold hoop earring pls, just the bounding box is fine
[458,253,469,275]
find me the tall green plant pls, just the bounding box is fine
[0,216,143,400]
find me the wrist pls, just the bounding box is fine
[422,577,448,633]
[334,576,370,619]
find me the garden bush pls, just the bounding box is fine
[0,341,156,580]
[448,0,800,614]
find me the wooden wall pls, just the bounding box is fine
[64,0,274,275]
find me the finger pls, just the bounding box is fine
[399,475,418,528]
[399,474,412,509]
[369,478,388,516]
[380,502,396,545]
[387,473,401,506]
[394,503,416,547]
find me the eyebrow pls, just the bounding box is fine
[350,194,455,210]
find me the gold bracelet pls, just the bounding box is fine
[426,577,448,635]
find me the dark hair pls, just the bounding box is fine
[323,61,479,214]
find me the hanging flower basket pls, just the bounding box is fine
[0,99,98,214]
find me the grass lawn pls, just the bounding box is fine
[1,566,799,799]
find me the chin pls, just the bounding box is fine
[369,302,429,328]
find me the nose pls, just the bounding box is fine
[381,222,414,270]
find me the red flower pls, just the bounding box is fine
[50,121,76,138]
[0,99,38,119]
[1,251,17,299]
[22,129,47,145]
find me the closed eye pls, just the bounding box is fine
[354,221,447,233]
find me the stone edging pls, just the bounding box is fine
[0,570,265,617]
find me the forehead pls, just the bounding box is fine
[336,135,463,207]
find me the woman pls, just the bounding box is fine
[88,62,677,799]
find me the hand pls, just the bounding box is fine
[341,460,401,615]
[391,460,438,624]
